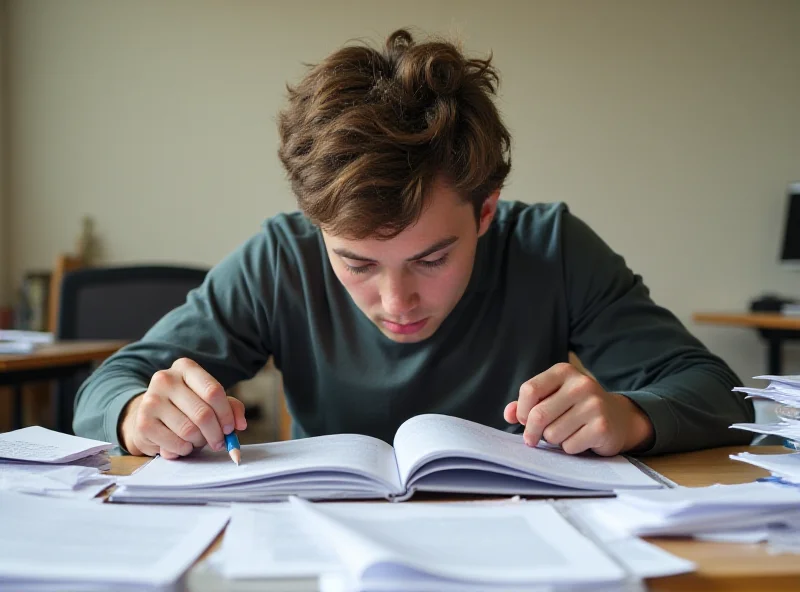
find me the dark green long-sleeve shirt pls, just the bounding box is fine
[73,201,754,455]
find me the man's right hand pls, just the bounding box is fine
[118,358,247,459]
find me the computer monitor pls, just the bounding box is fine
[780,182,800,268]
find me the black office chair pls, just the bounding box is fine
[55,265,209,433]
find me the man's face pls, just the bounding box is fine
[322,178,499,343]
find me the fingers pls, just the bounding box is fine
[522,389,575,447]
[503,401,518,424]
[157,399,208,449]
[516,363,573,424]
[228,396,248,431]
[169,385,225,452]
[560,425,595,455]
[136,415,193,457]
[174,358,236,434]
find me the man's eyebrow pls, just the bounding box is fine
[332,248,374,262]
[406,236,458,261]
[332,236,458,263]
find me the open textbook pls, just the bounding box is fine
[111,414,660,503]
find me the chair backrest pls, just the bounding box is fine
[57,265,208,340]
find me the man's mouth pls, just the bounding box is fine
[380,318,429,335]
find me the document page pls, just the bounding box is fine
[122,434,402,492]
[221,504,341,578]
[392,414,659,490]
[0,426,112,463]
[290,498,625,588]
[0,491,229,587]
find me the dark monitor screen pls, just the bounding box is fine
[780,183,800,263]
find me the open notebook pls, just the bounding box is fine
[111,414,660,504]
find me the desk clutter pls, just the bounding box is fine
[2,411,800,591]
[577,482,800,552]
[731,374,800,446]
[0,426,115,499]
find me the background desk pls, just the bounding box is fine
[693,312,800,375]
[110,445,797,592]
[0,340,126,431]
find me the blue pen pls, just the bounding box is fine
[224,432,241,466]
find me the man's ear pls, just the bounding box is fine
[477,190,501,237]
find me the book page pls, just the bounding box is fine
[0,427,111,463]
[392,414,658,490]
[0,491,229,586]
[122,433,402,492]
[290,498,625,588]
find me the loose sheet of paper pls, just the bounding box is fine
[220,504,340,578]
[0,491,229,588]
[0,426,112,463]
[0,462,115,499]
[289,498,625,588]
[392,414,659,490]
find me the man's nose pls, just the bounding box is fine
[381,271,419,318]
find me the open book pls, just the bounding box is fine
[110,414,661,503]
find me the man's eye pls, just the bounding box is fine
[418,254,449,269]
[345,264,373,275]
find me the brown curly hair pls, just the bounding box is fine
[277,29,511,239]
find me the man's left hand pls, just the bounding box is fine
[504,362,654,456]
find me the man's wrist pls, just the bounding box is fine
[614,394,655,453]
[118,394,144,455]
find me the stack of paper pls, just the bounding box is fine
[0,490,229,591]
[578,482,800,538]
[0,329,54,353]
[211,499,694,591]
[0,426,115,499]
[731,375,800,445]
[731,452,800,483]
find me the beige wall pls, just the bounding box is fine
[6,0,800,383]
[0,0,7,308]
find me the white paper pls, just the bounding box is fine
[119,434,402,492]
[0,427,112,463]
[0,461,114,499]
[220,504,340,579]
[289,497,625,588]
[0,491,229,589]
[615,482,800,515]
[392,414,659,490]
[731,452,800,481]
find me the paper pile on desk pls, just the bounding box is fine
[0,329,53,353]
[0,490,229,592]
[211,498,694,591]
[0,426,115,499]
[578,482,800,540]
[731,375,800,445]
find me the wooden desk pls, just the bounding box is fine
[693,312,800,375]
[0,340,126,431]
[108,445,798,591]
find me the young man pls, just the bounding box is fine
[74,29,753,459]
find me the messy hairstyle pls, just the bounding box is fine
[277,28,512,239]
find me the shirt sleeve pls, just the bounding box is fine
[72,230,276,448]
[560,207,755,455]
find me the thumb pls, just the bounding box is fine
[504,401,519,424]
[227,396,248,431]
